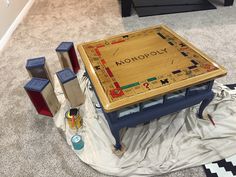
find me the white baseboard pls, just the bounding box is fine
[0,0,35,52]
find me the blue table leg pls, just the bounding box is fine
[198,92,214,118]
[111,128,122,150]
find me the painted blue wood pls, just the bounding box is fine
[26,57,45,69]
[56,42,73,52]
[88,72,214,150]
[24,77,49,92]
[56,68,76,84]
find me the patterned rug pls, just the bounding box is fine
[204,154,236,177]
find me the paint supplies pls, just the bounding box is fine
[65,108,82,130]
[71,135,84,150]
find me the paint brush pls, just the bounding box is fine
[207,114,216,126]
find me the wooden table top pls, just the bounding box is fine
[78,25,227,112]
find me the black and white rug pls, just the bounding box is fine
[204,154,236,177]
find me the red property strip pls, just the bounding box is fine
[105,67,113,77]
[95,48,101,56]
[111,40,125,45]
[96,45,105,48]
[101,59,106,65]
[114,82,120,88]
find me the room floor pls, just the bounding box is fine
[0,0,236,176]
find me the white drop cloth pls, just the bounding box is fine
[53,70,236,177]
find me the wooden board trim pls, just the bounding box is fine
[77,25,227,112]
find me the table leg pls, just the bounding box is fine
[121,0,132,17]
[197,92,214,118]
[111,128,122,150]
[224,0,234,6]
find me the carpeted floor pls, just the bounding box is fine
[0,0,236,176]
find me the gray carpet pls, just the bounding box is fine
[0,0,236,176]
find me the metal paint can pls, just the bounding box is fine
[65,108,82,130]
[71,135,84,150]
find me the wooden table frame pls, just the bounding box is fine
[90,80,214,150]
[78,25,226,113]
[78,25,226,150]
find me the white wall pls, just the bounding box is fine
[0,0,29,39]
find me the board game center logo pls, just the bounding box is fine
[115,48,168,66]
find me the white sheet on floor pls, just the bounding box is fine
[53,70,236,177]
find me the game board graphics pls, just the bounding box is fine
[79,26,225,112]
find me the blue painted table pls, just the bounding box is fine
[97,80,214,150]
[78,25,227,150]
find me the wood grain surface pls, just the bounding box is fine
[78,25,227,112]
